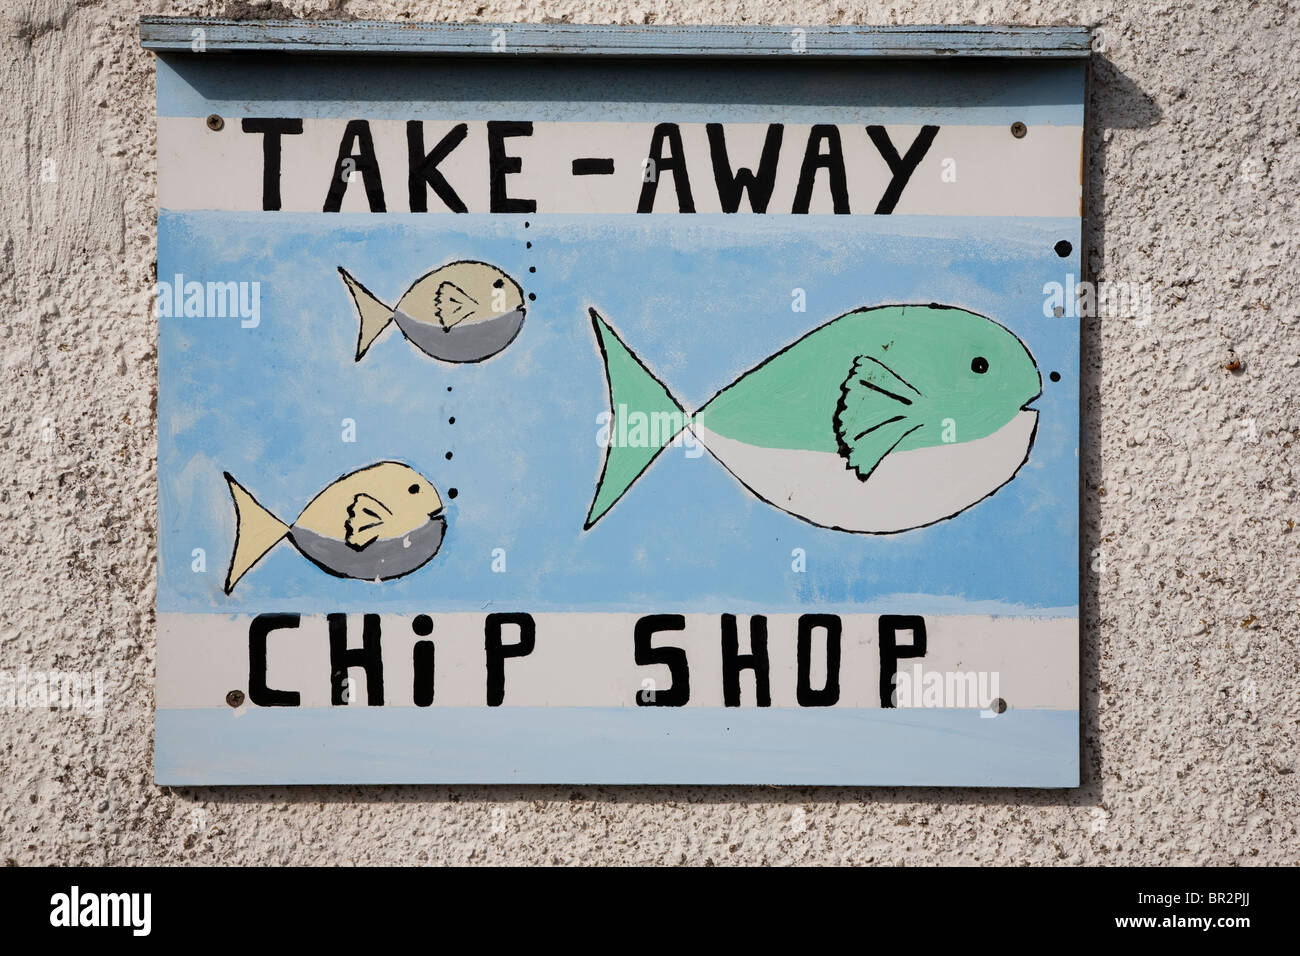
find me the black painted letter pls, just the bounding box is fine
[327,612,385,705]
[413,614,435,707]
[797,614,842,707]
[638,123,696,213]
[707,123,784,213]
[240,118,302,212]
[878,614,927,708]
[487,121,536,214]
[722,614,771,707]
[248,613,301,707]
[407,121,469,213]
[865,125,940,214]
[323,120,387,213]
[634,614,690,706]
[792,125,849,214]
[485,612,536,706]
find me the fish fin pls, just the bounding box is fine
[585,308,687,529]
[339,267,395,360]
[833,356,926,481]
[433,282,479,329]
[344,493,391,551]
[224,473,290,594]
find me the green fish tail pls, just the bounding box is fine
[586,308,687,529]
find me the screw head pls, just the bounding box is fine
[225,689,245,708]
[1010,121,1027,139]
[206,114,225,132]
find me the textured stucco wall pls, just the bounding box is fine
[1,0,1296,865]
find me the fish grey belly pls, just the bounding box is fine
[394,308,526,363]
[289,516,446,580]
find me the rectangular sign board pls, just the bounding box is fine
[148,20,1086,785]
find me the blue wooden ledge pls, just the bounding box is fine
[139,18,1092,59]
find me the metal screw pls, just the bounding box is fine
[225,689,244,708]
[990,698,1008,714]
[206,114,225,132]
[1010,121,1027,139]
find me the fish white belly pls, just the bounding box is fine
[691,410,1038,533]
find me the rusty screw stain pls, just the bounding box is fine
[206,114,225,132]
[225,689,245,708]
[1223,349,1243,372]
[1010,121,1027,139]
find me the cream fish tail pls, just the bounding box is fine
[224,473,290,594]
[338,267,395,361]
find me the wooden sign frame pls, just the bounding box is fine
[144,18,1089,786]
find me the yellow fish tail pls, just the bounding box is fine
[224,472,290,594]
[338,267,395,361]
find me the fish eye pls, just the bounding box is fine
[971,356,989,374]
[493,278,504,289]
[408,484,420,494]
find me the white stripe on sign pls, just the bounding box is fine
[157,612,1077,709]
[158,118,1082,216]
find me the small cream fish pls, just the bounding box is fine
[223,461,446,594]
[339,260,527,363]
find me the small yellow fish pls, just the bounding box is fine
[224,461,446,593]
[339,260,526,363]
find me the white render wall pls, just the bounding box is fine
[1,0,1296,864]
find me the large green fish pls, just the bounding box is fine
[586,303,1043,534]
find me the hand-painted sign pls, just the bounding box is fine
[146,20,1087,785]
